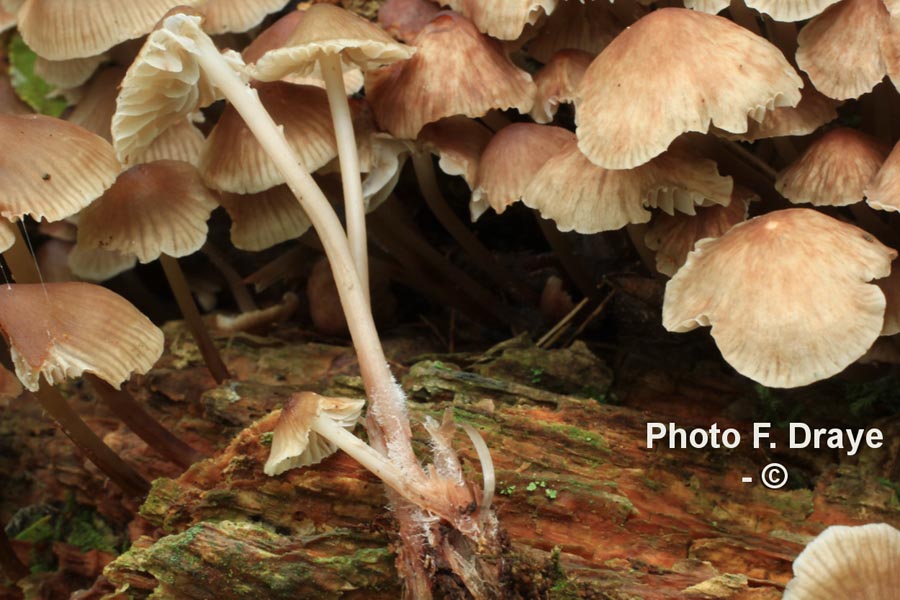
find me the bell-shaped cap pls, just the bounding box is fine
[67,243,137,282]
[198,0,291,35]
[776,128,888,207]
[530,49,593,124]
[0,114,120,222]
[417,116,493,187]
[663,208,896,388]
[435,0,558,40]
[77,160,219,263]
[249,3,414,82]
[218,184,311,252]
[784,524,900,599]
[367,12,535,140]
[722,83,839,142]
[34,53,107,90]
[525,0,619,63]
[378,0,441,43]
[0,282,163,391]
[264,391,365,475]
[576,8,802,169]
[865,139,900,212]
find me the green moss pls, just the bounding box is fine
[8,34,68,116]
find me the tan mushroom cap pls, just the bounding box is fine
[67,243,137,282]
[784,523,900,599]
[646,188,754,277]
[663,208,896,388]
[200,81,337,194]
[523,139,733,233]
[137,119,205,166]
[264,391,365,476]
[525,0,620,64]
[218,184,312,251]
[530,49,593,124]
[687,0,843,21]
[112,11,244,166]
[0,282,163,391]
[378,0,441,43]
[435,0,558,40]
[471,123,573,220]
[249,3,414,82]
[198,0,290,35]
[17,0,203,60]
[776,128,887,207]
[214,292,299,333]
[0,114,119,222]
[367,11,536,140]
[417,116,493,187]
[78,160,219,263]
[876,262,900,335]
[34,53,107,90]
[683,0,729,13]
[866,139,900,212]
[796,0,891,101]
[719,82,840,142]
[576,8,802,170]
[0,221,14,253]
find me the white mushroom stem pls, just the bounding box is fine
[319,52,369,302]
[312,415,459,522]
[191,36,418,471]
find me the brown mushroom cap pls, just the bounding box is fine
[248,3,414,82]
[417,116,493,187]
[17,0,203,60]
[776,128,888,206]
[264,391,365,475]
[436,0,558,40]
[796,0,891,101]
[525,0,620,63]
[378,0,441,43]
[77,160,219,263]
[783,523,900,599]
[0,114,120,222]
[198,0,290,35]
[721,83,840,142]
[663,208,896,388]
[367,11,535,140]
[67,243,137,283]
[34,53,107,90]
[866,138,900,212]
[746,0,843,21]
[530,49,593,124]
[575,7,802,169]
[218,184,312,252]
[0,282,163,391]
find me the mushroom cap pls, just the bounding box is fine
[366,11,535,140]
[646,187,754,277]
[683,0,729,13]
[745,0,844,21]
[17,0,203,60]
[417,115,493,187]
[0,221,14,253]
[866,137,900,212]
[784,523,900,599]
[112,11,245,166]
[721,83,840,142]
[264,391,365,476]
[218,184,312,252]
[0,114,120,222]
[249,3,414,82]
[34,53,107,90]
[471,123,574,220]
[530,49,593,124]
[435,0,558,40]
[198,0,291,35]
[378,0,441,43]
[575,7,803,169]
[0,282,163,391]
[796,0,890,101]
[67,243,137,283]
[776,128,888,207]
[522,138,733,233]
[525,0,620,63]
[663,208,896,388]
[200,81,337,194]
[876,261,900,335]
[77,160,219,263]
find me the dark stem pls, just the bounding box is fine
[33,382,150,498]
[159,253,231,383]
[0,522,27,584]
[86,374,204,470]
[201,242,258,313]
[534,214,600,300]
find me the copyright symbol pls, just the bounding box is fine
[761,463,788,489]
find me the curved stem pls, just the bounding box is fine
[320,53,369,302]
[194,40,417,469]
[159,253,231,384]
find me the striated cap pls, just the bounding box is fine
[720,82,840,142]
[17,0,203,60]
[200,81,337,194]
[867,139,900,212]
[367,11,535,140]
[576,8,802,169]
[796,0,891,101]
[264,391,365,475]
[471,123,573,220]
[687,0,842,21]
[523,139,733,233]
[435,0,557,40]
[525,0,620,63]
[249,3,413,82]
[418,116,493,187]
[0,282,163,391]
[198,0,290,35]
[776,128,887,206]
[67,243,137,283]
[663,208,896,388]
[0,114,119,222]
[77,160,219,263]
[218,184,311,252]
[784,523,900,599]
[34,53,107,90]
[530,49,593,124]
[378,0,441,43]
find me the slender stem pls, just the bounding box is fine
[0,523,27,584]
[319,53,369,302]
[159,253,231,384]
[201,243,257,313]
[34,382,150,498]
[534,214,599,300]
[625,223,657,274]
[193,39,417,468]
[412,153,538,304]
[86,374,204,470]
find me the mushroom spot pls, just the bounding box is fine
[41,173,51,181]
